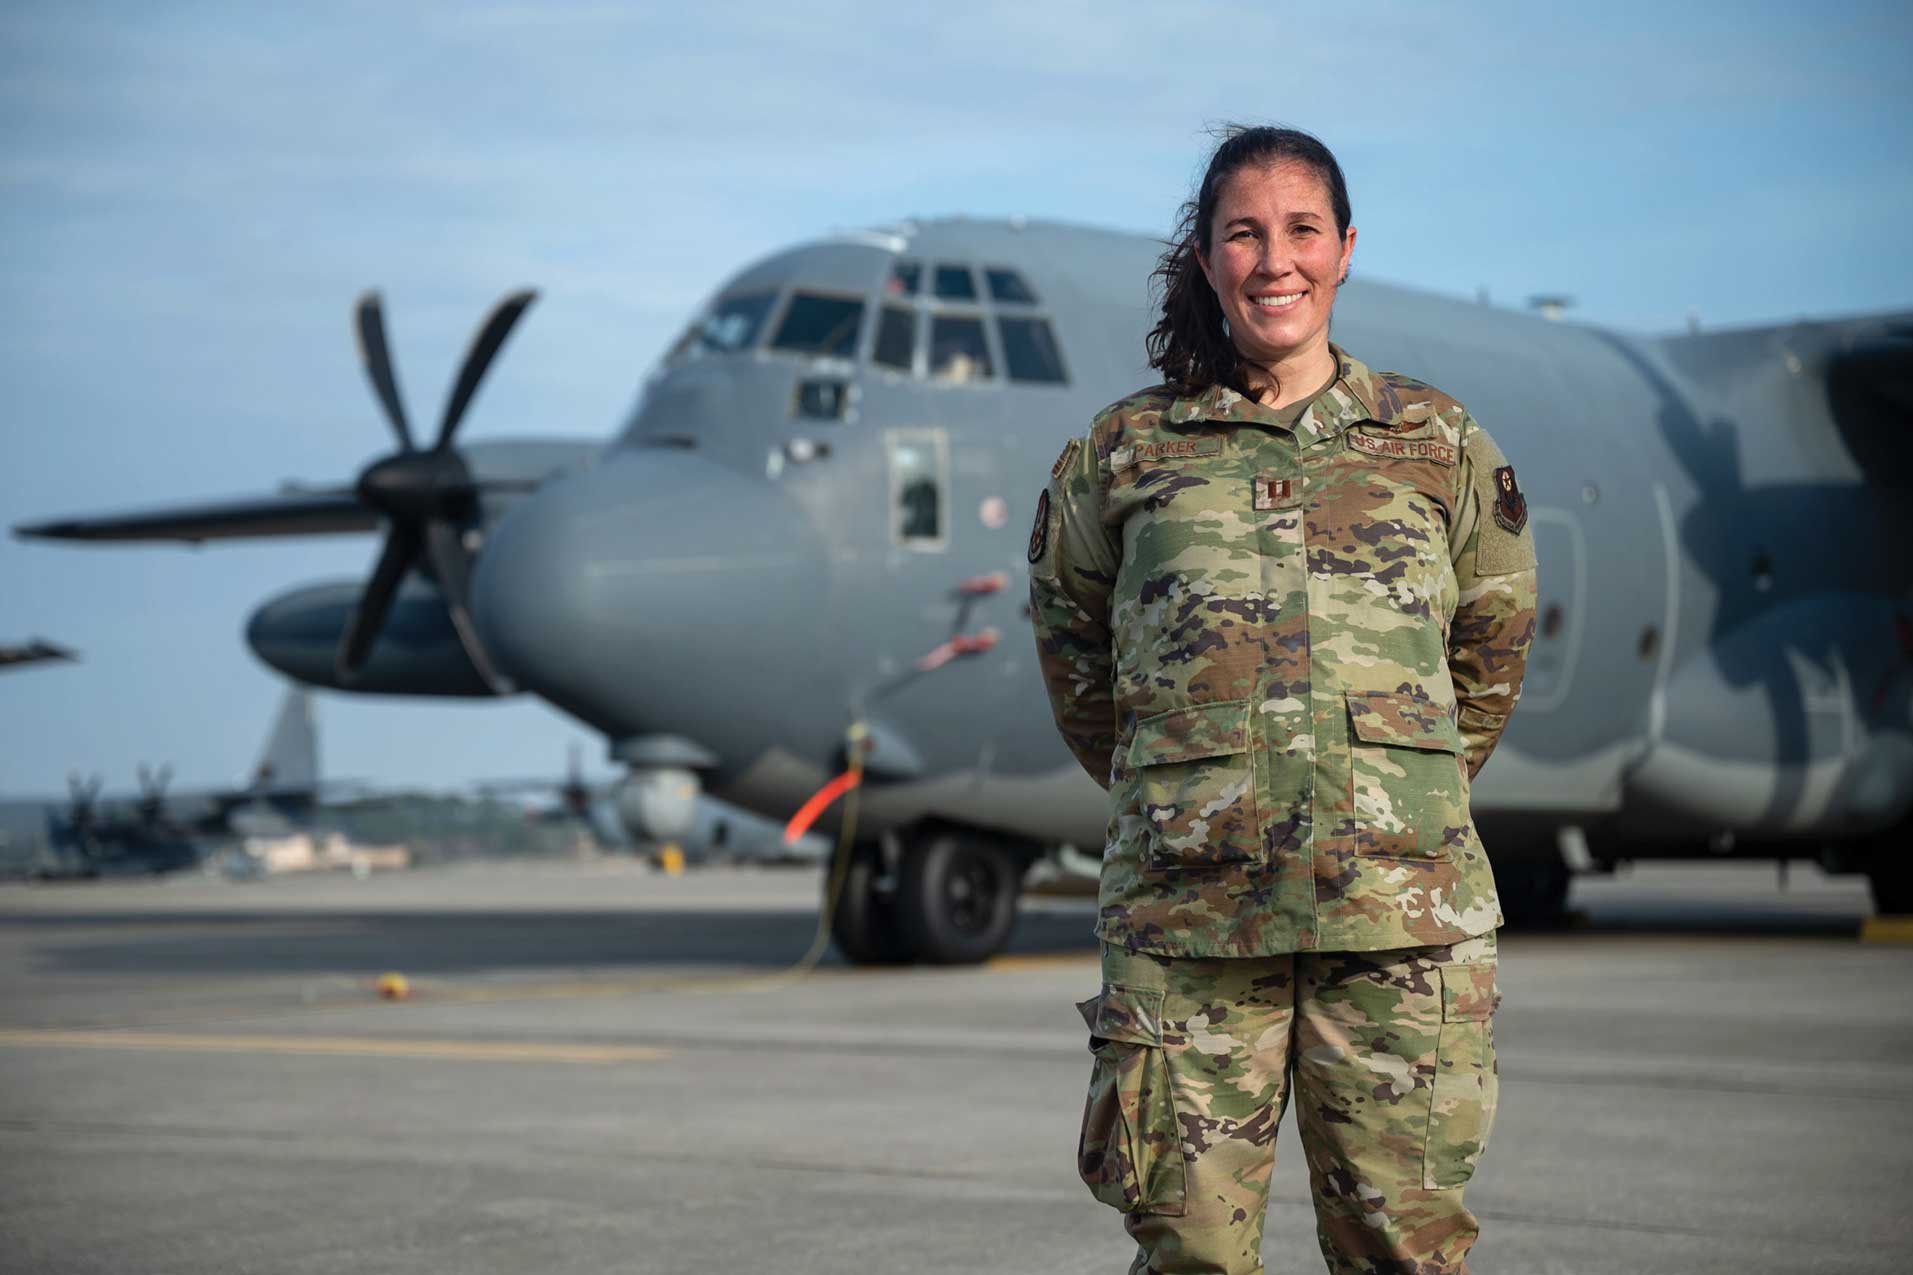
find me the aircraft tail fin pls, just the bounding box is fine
[249,686,318,796]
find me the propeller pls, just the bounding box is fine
[65,771,103,840]
[561,741,590,819]
[135,762,174,828]
[336,289,537,692]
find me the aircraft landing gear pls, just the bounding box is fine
[828,839,913,965]
[896,827,1021,964]
[828,826,1025,965]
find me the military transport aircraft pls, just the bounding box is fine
[0,685,321,875]
[14,218,1912,957]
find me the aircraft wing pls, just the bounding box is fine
[0,638,77,669]
[12,487,378,544]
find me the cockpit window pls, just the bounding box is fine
[872,305,915,372]
[770,292,865,359]
[929,316,993,383]
[888,261,921,297]
[997,317,1068,385]
[932,264,978,301]
[680,291,775,359]
[985,268,1038,304]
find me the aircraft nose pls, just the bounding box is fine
[471,449,830,734]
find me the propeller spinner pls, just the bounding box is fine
[337,290,536,692]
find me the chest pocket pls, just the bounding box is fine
[1109,456,1260,605]
[1307,434,1455,623]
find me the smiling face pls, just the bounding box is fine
[1197,160,1356,382]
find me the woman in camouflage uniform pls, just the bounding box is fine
[1028,126,1537,1274]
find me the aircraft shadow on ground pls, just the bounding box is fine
[2,906,1100,976]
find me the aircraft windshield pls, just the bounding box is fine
[771,293,865,359]
[672,291,776,363]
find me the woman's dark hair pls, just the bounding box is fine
[1147,125,1351,395]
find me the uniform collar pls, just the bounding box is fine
[1163,344,1402,451]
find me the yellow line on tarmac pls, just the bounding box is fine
[1860,916,1913,945]
[0,1029,670,1065]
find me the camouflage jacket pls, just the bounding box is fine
[1028,346,1537,957]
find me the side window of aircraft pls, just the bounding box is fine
[889,261,922,297]
[928,315,994,383]
[888,429,947,549]
[771,293,865,360]
[872,306,916,373]
[794,378,852,421]
[997,316,1069,385]
[674,291,776,363]
[933,264,978,301]
[985,268,1039,305]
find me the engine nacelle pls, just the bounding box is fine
[247,579,495,696]
[614,767,701,843]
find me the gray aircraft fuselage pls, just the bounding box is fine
[18,216,1913,941]
[459,219,1913,860]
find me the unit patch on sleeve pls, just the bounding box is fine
[1027,488,1051,564]
[1347,430,1457,466]
[1491,464,1528,534]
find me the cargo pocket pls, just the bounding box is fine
[1130,699,1259,871]
[1422,962,1499,1189]
[1075,985,1186,1215]
[1347,689,1467,859]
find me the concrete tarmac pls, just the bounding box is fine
[1,859,1908,1273]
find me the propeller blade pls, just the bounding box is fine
[354,292,415,452]
[423,519,512,694]
[434,290,536,452]
[337,523,421,679]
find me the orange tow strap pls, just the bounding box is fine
[783,768,863,845]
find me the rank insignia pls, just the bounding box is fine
[1492,465,1528,534]
[1027,489,1050,563]
[1252,475,1301,510]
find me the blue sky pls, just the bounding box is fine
[3,0,1909,798]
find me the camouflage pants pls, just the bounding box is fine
[1075,934,1499,1274]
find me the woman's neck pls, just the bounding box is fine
[1240,338,1337,409]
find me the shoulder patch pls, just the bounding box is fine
[1492,465,1528,534]
[1050,437,1081,479]
[1464,429,1537,575]
[1027,489,1051,564]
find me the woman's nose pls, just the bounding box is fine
[1256,238,1292,277]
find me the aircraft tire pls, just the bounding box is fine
[828,840,915,965]
[896,828,1019,965]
